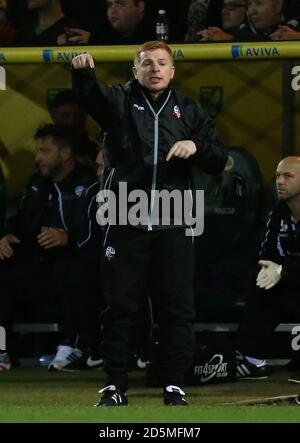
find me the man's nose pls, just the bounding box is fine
[151,63,160,72]
[108,4,117,13]
[277,176,284,185]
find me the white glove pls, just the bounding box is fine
[256,260,282,290]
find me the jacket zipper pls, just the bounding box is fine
[142,90,171,230]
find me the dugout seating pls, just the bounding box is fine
[193,147,265,322]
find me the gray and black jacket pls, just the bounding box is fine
[9,165,98,255]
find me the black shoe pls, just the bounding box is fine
[236,352,268,380]
[288,373,300,384]
[94,385,128,407]
[163,385,188,406]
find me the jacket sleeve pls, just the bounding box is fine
[72,67,123,129]
[7,175,46,241]
[189,102,228,174]
[263,208,300,285]
[259,210,280,262]
[257,208,300,285]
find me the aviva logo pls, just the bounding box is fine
[231,45,244,58]
[231,45,280,58]
[43,49,84,62]
[43,49,55,62]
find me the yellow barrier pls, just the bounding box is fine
[1,41,300,64]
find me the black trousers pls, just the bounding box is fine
[237,280,300,359]
[102,225,195,391]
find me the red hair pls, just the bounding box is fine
[134,40,173,65]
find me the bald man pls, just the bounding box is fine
[236,157,300,383]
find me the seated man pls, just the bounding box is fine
[197,0,248,42]
[237,0,300,41]
[236,156,300,383]
[51,89,100,169]
[57,0,155,46]
[0,124,101,371]
[15,0,76,46]
[185,0,223,42]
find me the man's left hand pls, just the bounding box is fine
[166,140,196,161]
[197,27,233,41]
[37,227,69,249]
[256,260,282,290]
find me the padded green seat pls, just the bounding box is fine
[193,147,264,321]
[193,147,264,268]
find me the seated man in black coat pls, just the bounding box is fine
[236,156,300,383]
[0,124,102,371]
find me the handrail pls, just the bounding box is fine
[1,41,300,64]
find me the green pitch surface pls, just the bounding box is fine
[0,367,300,422]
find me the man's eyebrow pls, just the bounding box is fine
[276,171,294,176]
[142,58,169,62]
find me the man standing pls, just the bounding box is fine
[72,41,227,406]
[237,157,300,383]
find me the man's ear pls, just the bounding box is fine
[132,66,138,79]
[171,65,175,79]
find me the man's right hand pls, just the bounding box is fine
[37,227,68,249]
[57,28,91,46]
[0,234,21,260]
[72,53,95,69]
